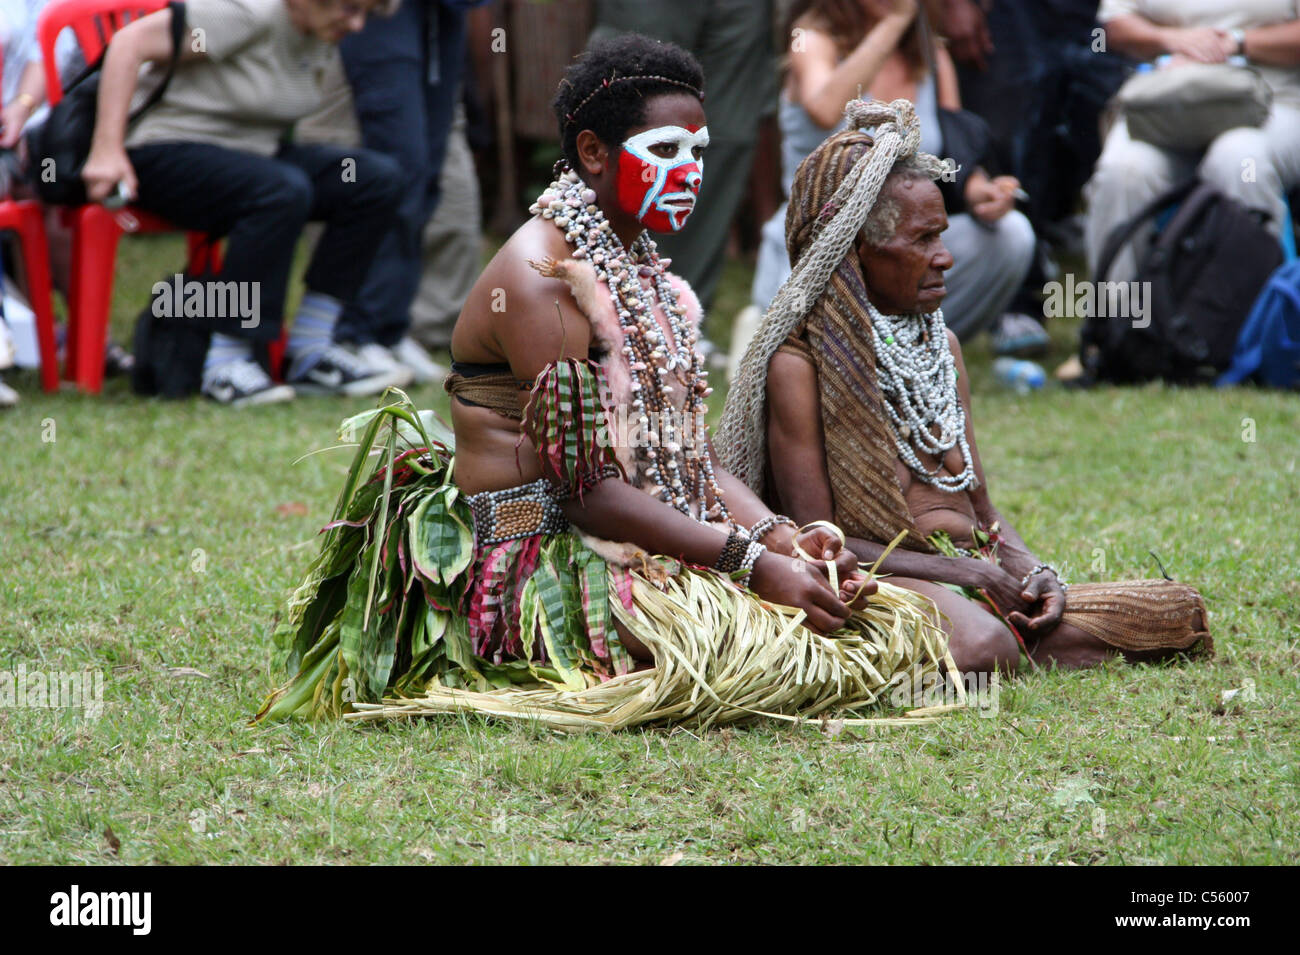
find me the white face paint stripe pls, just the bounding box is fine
[622,125,711,169]
[621,125,710,225]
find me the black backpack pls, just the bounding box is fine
[130,286,212,398]
[1083,179,1283,384]
[131,269,277,398]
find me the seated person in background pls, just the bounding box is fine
[80,0,408,407]
[0,0,56,407]
[751,0,1036,345]
[1,0,53,155]
[721,101,1213,674]
[1085,0,1300,284]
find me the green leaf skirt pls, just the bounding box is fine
[254,394,957,730]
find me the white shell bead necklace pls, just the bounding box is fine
[529,168,731,524]
[865,300,978,493]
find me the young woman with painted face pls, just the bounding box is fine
[448,34,867,647]
[258,35,955,724]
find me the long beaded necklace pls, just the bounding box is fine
[865,300,978,493]
[529,167,732,524]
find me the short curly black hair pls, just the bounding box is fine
[553,34,705,172]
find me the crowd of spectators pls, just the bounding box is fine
[0,0,1296,407]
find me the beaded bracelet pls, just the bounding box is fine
[1021,563,1069,594]
[748,514,797,545]
[737,540,766,589]
[714,528,750,575]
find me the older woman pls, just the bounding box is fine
[82,0,409,406]
[722,100,1212,673]
[257,36,952,727]
[751,0,1037,345]
[1086,0,1300,283]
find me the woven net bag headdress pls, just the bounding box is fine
[717,98,945,548]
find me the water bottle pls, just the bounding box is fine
[993,357,1046,394]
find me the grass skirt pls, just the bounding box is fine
[255,394,955,731]
[349,568,955,731]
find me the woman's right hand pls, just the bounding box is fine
[966,170,1017,223]
[1160,26,1234,64]
[80,146,138,204]
[749,550,855,635]
[965,561,1031,618]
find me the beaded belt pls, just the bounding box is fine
[466,479,569,546]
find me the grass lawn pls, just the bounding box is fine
[0,232,1297,865]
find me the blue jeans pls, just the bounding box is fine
[335,0,471,346]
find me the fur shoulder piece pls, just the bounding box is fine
[527,256,622,358]
[663,272,704,333]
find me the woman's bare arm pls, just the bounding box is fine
[0,61,46,149]
[790,13,916,130]
[1103,14,1234,63]
[1242,19,1300,67]
[948,331,1039,579]
[83,8,205,201]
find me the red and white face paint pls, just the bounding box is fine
[615,125,709,233]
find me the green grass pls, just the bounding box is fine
[0,233,1297,864]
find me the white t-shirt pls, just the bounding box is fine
[126,0,338,156]
[1098,0,1300,105]
[0,0,41,104]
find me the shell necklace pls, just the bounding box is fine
[866,300,978,493]
[529,168,731,524]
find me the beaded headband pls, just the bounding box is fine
[562,73,705,130]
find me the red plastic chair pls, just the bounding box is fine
[37,0,223,393]
[0,43,60,392]
[0,200,60,392]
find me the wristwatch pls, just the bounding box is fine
[1230,28,1246,57]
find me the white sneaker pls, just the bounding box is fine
[0,376,18,408]
[289,343,411,397]
[352,343,416,389]
[202,358,295,407]
[392,336,446,384]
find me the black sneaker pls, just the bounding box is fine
[201,358,295,407]
[287,343,411,397]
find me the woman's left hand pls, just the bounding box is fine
[793,524,865,598]
[1006,572,1066,635]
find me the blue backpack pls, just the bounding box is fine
[1218,260,1300,390]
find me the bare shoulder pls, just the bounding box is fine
[767,348,818,395]
[472,218,573,312]
[453,219,592,371]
